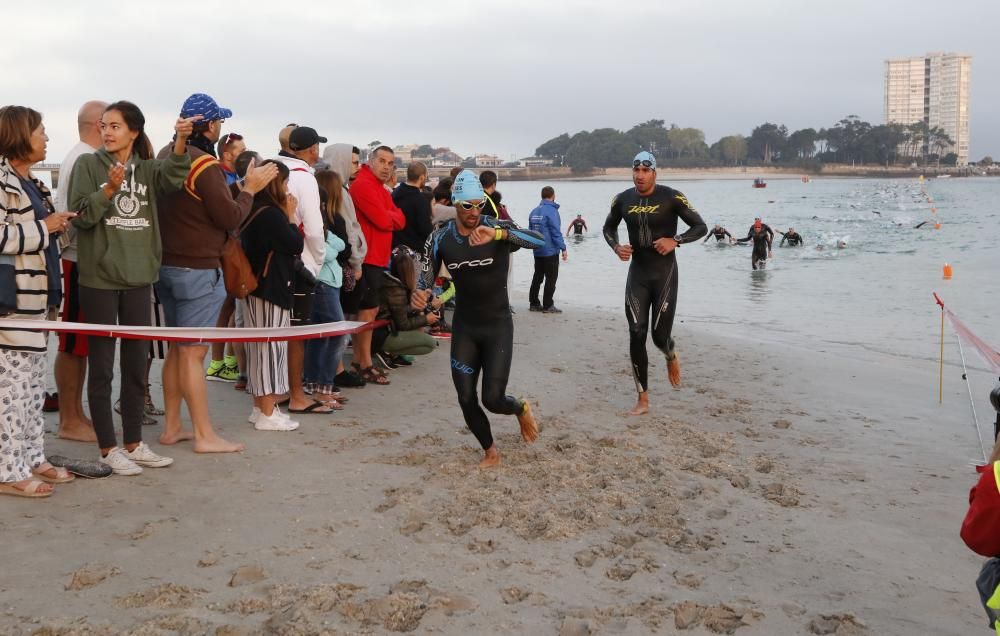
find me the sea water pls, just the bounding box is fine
[498,177,999,368]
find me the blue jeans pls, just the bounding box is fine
[304,282,346,386]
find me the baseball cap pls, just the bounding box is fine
[452,170,484,202]
[180,93,232,121]
[289,126,327,151]
[633,151,657,170]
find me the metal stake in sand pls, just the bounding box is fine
[956,332,988,465]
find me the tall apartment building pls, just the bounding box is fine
[884,52,971,165]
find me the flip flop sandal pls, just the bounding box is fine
[47,455,113,479]
[32,463,76,484]
[360,366,391,385]
[287,401,336,415]
[314,393,348,406]
[0,479,53,498]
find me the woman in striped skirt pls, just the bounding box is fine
[240,161,303,431]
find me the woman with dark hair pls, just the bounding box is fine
[69,100,197,475]
[0,106,80,496]
[371,246,439,366]
[242,160,305,431]
[302,170,350,408]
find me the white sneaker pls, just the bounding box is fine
[100,447,143,476]
[124,442,174,468]
[249,406,292,425]
[254,409,299,431]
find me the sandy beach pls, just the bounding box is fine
[0,301,985,635]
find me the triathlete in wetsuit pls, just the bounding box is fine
[703,224,734,243]
[566,215,588,236]
[603,151,707,416]
[779,228,803,247]
[736,218,773,269]
[419,170,544,468]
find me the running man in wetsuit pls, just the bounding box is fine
[566,214,588,236]
[779,227,803,247]
[417,170,545,468]
[603,151,707,416]
[703,224,734,244]
[736,217,773,269]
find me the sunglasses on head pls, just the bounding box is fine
[633,159,654,168]
[456,200,487,210]
[221,132,243,146]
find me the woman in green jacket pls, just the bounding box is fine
[372,246,439,368]
[69,100,198,475]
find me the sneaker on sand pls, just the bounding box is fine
[248,406,293,425]
[254,409,299,431]
[206,361,239,382]
[124,442,174,468]
[114,399,157,426]
[529,304,543,312]
[99,447,143,476]
[541,305,563,314]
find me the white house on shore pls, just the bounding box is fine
[518,156,554,167]
[474,154,503,168]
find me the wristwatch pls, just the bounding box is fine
[673,234,683,246]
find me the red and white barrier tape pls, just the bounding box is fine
[0,318,387,343]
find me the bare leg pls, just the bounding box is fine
[628,392,649,416]
[516,400,538,443]
[55,352,96,442]
[668,355,681,388]
[179,344,244,453]
[353,307,378,370]
[159,345,193,444]
[479,444,501,469]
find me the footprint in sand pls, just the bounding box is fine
[65,563,121,590]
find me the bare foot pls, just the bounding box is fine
[668,356,681,388]
[479,446,501,468]
[57,423,98,443]
[193,436,245,454]
[627,395,649,416]
[516,400,539,443]
[159,430,195,445]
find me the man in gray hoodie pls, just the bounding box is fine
[321,143,368,387]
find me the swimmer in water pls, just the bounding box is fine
[703,224,735,244]
[779,227,803,247]
[735,217,773,270]
[566,214,588,236]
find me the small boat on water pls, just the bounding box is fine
[752,178,767,188]
[801,175,811,183]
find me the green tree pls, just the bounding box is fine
[412,144,434,158]
[535,133,572,159]
[786,128,818,159]
[712,135,747,165]
[747,123,788,163]
[979,156,994,166]
[626,119,671,156]
[941,153,958,166]
[667,127,708,159]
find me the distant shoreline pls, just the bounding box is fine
[422,164,987,182]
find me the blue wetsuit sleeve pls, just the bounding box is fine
[491,216,545,250]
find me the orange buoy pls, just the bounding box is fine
[934,222,942,230]
[943,263,953,279]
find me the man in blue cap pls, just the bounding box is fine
[154,93,277,452]
[415,170,546,468]
[603,151,707,416]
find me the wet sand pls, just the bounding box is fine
[0,304,984,635]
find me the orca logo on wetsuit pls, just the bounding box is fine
[627,204,661,215]
[451,358,475,374]
[447,258,494,270]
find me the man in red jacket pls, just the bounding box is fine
[349,146,405,384]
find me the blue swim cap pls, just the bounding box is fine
[452,170,485,202]
[633,151,656,170]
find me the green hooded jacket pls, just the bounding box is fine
[69,149,190,289]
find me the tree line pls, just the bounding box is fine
[534,117,971,172]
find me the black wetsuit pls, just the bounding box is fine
[603,185,707,393]
[737,224,774,269]
[569,218,587,235]
[704,227,733,242]
[422,217,544,450]
[779,231,803,247]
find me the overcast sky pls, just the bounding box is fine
[10,0,998,162]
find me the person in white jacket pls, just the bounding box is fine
[275,126,334,414]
